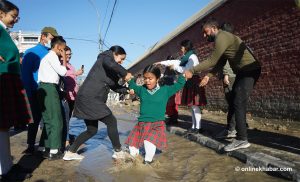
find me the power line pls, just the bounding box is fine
[65,37,132,63]
[101,0,110,33]
[87,0,102,51]
[64,37,112,50]
[103,0,118,43]
[102,40,110,49]
[64,37,98,44]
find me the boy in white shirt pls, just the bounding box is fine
[37,36,67,160]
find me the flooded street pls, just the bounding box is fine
[66,106,286,182]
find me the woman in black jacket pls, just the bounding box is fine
[63,46,132,161]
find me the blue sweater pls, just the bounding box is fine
[21,43,49,97]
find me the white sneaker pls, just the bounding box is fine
[112,150,126,159]
[63,151,84,161]
[224,139,251,152]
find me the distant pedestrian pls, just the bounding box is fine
[63,46,132,161]
[0,0,33,177]
[125,65,186,164]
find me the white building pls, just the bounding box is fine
[10,30,40,53]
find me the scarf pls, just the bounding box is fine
[179,50,195,66]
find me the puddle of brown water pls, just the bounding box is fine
[66,106,287,181]
[77,124,286,182]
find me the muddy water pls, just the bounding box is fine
[67,107,285,182]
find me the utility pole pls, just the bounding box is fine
[87,0,103,52]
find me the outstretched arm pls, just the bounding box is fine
[111,85,129,95]
[128,78,143,97]
[189,33,231,74]
[175,54,199,73]
[156,59,181,67]
[167,74,186,97]
[103,56,128,78]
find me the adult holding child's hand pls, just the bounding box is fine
[63,45,131,161]
[184,70,193,79]
[124,72,133,82]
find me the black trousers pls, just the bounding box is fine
[224,77,236,131]
[67,100,75,119]
[228,68,261,140]
[27,92,42,147]
[69,114,121,153]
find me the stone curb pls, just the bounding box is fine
[167,126,300,182]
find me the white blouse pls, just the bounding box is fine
[160,54,199,73]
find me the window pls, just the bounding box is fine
[23,37,38,43]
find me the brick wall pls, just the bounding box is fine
[129,0,300,120]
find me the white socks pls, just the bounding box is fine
[38,148,58,154]
[129,146,139,157]
[144,140,156,162]
[50,149,58,154]
[129,141,157,162]
[191,107,196,128]
[0,131,13,175]
[191,106,201,129]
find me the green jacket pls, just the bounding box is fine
[190,30,260,77]
[0,25,20,74]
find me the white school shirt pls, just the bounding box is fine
[160,54,199,73]
[38,50,67,84]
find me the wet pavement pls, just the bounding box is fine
[65,105,288,182]
[7,104,295,181]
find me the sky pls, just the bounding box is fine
[10,0,212,73]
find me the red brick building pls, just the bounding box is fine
[128,0,300,120]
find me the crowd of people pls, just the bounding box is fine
[0,0,261,179]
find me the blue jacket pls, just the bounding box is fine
[21,43,49,97]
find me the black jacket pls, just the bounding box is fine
[73,50,128,120]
